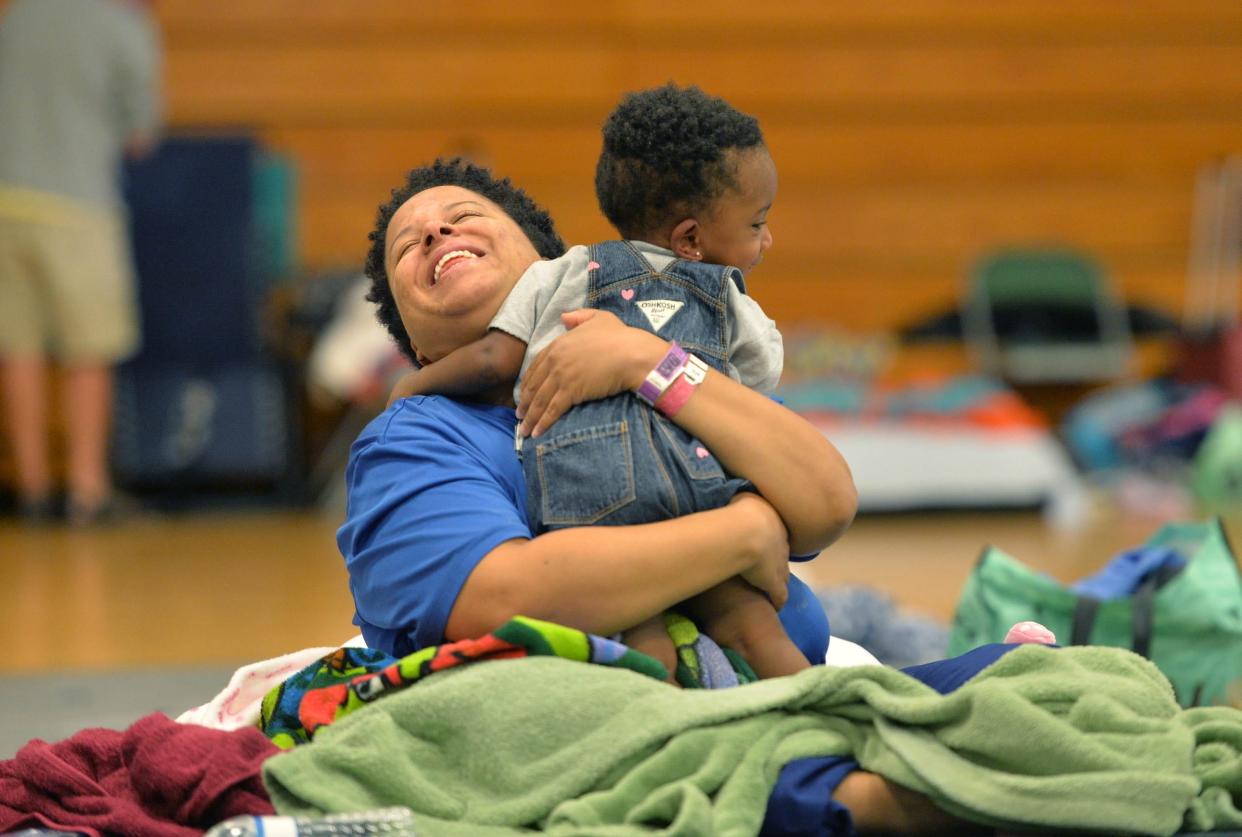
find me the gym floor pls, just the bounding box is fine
[2,505,1235,757]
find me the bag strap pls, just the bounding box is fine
[1075,565,1182,657]
[1130,563,1187,659]
[1130,574,1158,658]
[1070,596,1100,646]
[1074,588,1156,658]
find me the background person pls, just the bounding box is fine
[0,0,162,525]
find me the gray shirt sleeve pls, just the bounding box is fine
[489,260,557,346]
[114,6,162,141]
[726,282,784,393]
[489,245,593,398]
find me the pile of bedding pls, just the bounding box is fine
[3,617,1242,836]
[778,374,1082,513]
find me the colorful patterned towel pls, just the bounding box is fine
[260,616,672,748]
[665,612,757,688]
[260,645,393,749]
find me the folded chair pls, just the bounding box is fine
[961,247,1134,384]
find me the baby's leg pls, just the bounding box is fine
[684,577,810,679]
[622,614,680,684]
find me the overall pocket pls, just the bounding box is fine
[652,412,727,482]
[534,420,636,526]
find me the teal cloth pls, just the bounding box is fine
[262,644,1242,836]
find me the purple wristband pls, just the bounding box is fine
[636,341,688,405]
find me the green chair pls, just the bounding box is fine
[961,248,1134,383]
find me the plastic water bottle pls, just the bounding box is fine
[204,806,417,836]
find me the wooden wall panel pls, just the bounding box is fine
[149,0,1242,332]
[270,118,1242,185]
[154,0,1242,42]
[165,43,1242,124]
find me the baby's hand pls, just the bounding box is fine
[727,493,790,609]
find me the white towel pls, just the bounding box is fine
[177,636,367,730]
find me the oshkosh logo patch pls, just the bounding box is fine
[635,299,684,332]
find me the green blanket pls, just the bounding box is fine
[262,644,1242,836]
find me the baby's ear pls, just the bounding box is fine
[669,218,703,261]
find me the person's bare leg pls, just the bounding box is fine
[2,355,53,505]
[685,577,809,679]
[62,362,113,517]
[622,614,681,684]
[834,770,989,835]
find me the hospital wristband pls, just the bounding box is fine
[655,354,709,418]
[636,341,688,406]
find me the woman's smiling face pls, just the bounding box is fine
[385,185,541,364]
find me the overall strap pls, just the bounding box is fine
[587,240,653,293]
[726,264,748,296]
[662,255,746,305]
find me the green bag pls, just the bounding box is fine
[949,518,1242,707]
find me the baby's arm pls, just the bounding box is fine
[388,330,527,406]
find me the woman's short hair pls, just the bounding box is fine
[595,83,765,240]
[364,157,566,365]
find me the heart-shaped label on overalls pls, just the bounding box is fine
[621,289,635,300]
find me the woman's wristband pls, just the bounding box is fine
[655,354,709,418]
[636,341,688,406]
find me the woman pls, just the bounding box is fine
[340,158,967,834]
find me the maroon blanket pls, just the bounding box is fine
[0,712,276,836]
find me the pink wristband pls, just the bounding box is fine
[654,373,695,418]
[655,354,709,418]
[636,341,688,406]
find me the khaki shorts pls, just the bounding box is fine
[0,198,140,362]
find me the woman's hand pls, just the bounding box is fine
[728,492,791,608]
[516,309,665,437]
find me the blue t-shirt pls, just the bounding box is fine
[338,394,828,662]
[338,396,532,656]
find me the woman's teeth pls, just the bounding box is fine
[433,250,479,284]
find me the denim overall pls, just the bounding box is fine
[520,241,752,534]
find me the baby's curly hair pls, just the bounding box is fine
[595,84,765,240]
[364,158,566,365]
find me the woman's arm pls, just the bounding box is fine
[343,400,793,653]
[515,310,857,556]
[446,492,792,641]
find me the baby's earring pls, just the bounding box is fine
[694,250,702,258]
